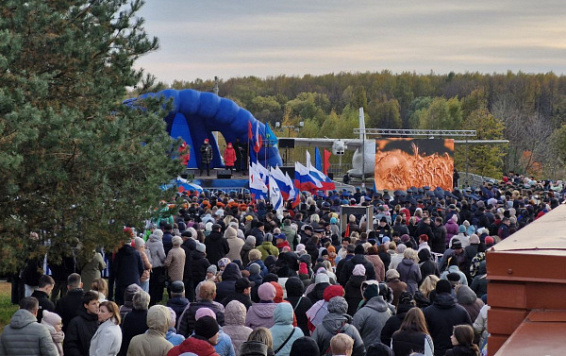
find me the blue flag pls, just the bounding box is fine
[264,123,278,147]
[315,147,322,171]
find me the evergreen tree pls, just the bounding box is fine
[0,0,183,272]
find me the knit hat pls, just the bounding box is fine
[245,235,256,246]
[218,258,231,269]
[314,273,330,285]
[289,337,320,356]
[296,244,306,256]
[172,236,183,246]
[397,244,407,254]
[207,265,217,274]
[245,215,254,221]
[451,239,462,249]
[363,284,379,300]
[275,233,287,241]
[134,237,145,249]
[400,234,410,243]
[41,310,62,327]
[249,263,261,275]
[170,280,185,294]
[195,307,216,320]
[194,315,219,339]
[352,264,366,276]
[382,236,391,243]
[322,285,345,301]
[386,269,400,281]
[458,225,466,233]
[265,233,273,242]
[469,234,480,244]
[485,236,495,246]
[196,242,206,253]
[436,279,452,294]
[258,282,277,301]
[153,229,163,239]
[327,296,348,314]
[330,217,337,224]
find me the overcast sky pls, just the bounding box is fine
[135,0,566,84]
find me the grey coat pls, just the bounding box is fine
[352,296,392,347]
[311,313,365,356]
[0,309,59,356]
[146,234,166,268]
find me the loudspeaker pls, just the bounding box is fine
[279,138,295,148]
[217,169,232,179]
[280,166,295,177]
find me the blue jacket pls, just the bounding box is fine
[269,303,304,356]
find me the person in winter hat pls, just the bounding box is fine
[285,277,313,336]
[194,307,236,356]
[344,264,366,316]
[41,310,64,356]
[226,227,245,263]
[245,283,279,329]
[127,304,174,356]
[306,285,345,333]
[223,300,253,356]
[269,303,304,356]
[311,296,365,356]
[352,282,393,347]
[240,236,256,266]
[289,336,320,356]
[168,315,221,356]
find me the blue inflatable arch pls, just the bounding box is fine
[134,89,282,169]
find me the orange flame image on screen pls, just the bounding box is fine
[375,140,454,191]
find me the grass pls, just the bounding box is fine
[0,280,17,330]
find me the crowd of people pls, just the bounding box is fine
[1,173,564,356]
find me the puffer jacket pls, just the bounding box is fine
[0,309,58,356]
[423,292,472,356]
[338,254,376,286]
[245,302,278,329]
[269,303,304,356]
[240,238,255,266]
[257,241,280,261]
[178,301,225,338]
[365,255,385,281]
[168,336,219,356]
[63,308,99,356]
[146,234,166,268]
[223,301,253,356]
[352,296,392,347]
[205,231,230,266]
[191,251,211,284]
[311,313,365,356]
[215,263,242,302]
[127,329,173,356]
[344,275,366,316]
[285,277,312,336]
[456,285,485,322]
[396,258,422,295]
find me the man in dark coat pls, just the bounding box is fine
[338,245,376,286]
[423,280,472,356]
[190,242,211,285]
[414,216,435,242]
[31,274,55,323]
[432,217,447,253]
[284,277,313,335]
[177,281,225,337]
[180,231,196,301]
[220,277,253,310]
[204,224,229,266]
[112,241,144,305]
[55,273,84,333]
[63,291,100,356]
[162,224,174,256]
[233,137,247,173]
[250,221,266,246]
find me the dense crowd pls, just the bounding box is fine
[1,173,564,356]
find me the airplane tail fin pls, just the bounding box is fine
[359,107,366,141]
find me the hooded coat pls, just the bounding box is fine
[205,230,230,266]
[352,296,392,347]
[284,277,312,336]
[215,263,242,302]
[191,250,211,284]
[127,305,174,356]
[245,302,278,330]
[470,262,488,298]
[338,254,376,286]
[456,285,485,322]
[423,292,472,356]
[396,258,422,295]
[257,241,280,261]
[0,309,59,356]
[365,255,386,282]
[344,274,365,316]
[225,228,245,263]
[147,233,167,268]
[165,245,186,282]
[240,237,256,266]
[311,312,365,356]
[269,304,304,356]
[223,301,253,356]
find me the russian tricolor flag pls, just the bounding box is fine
[294,161,323,193]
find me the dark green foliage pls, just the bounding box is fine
[0,0,183,273]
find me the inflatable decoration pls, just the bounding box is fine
[127,89,282,169]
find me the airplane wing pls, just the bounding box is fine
[279,137,363,149]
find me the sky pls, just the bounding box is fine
[135,0,566,84]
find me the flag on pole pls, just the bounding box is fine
[294,161,322,193]
[253,123,263,154]
[315,147,322,171]
[249,162,268,201]
[286,172,301,208]
[265,123,278,148]
[323,149,331,175]
[269,174,284,217]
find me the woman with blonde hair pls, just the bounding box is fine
[243,327,274,356]
[396,248,422,295]
[89,301,122,356]
[90,278,108,302]
[414,275,439,308]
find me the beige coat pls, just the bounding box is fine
[127,329,173,356]
[165,246,186,282]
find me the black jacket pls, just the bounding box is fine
[423,293,472,356]
[178,300,225,338]
[215,263,242,302]
[345,275,366,316]
[339,254,376,286]
[204,231,229,266]
[285,277,313,336]
[112,244,144,288]
[63,308,98,356]
[56,288,85,333]
[181,238,196,282]
[220,292,253,310]
[444,345,479,356]
[391,330,430,356]
[31,290,55,323]
[118,309,148,356]
[190,251,211,284]
[380,303,413,347]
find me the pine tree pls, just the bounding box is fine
[0,0,183,272]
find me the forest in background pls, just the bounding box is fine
[138,71,566,179]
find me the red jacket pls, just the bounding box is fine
[224,145,236,166]
[167,337,219,356]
